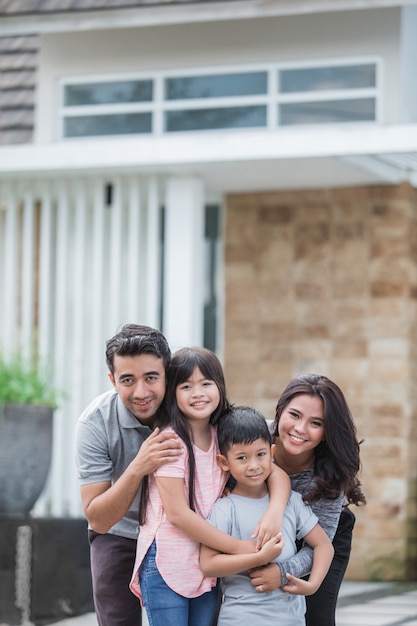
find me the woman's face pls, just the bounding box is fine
[276,393,325,459]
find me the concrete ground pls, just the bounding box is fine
[50,580,417,626]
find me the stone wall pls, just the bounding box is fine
[224,182,417,580]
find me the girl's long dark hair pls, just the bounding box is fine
[274,374,366,506]
[139,347,230,525]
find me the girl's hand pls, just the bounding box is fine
[252,508,281,550]
[282,573,317,596]
[257,533,284,565]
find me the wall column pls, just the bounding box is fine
[163,177,205,350]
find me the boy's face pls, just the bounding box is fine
[217,438,275,495]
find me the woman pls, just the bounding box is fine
[249,374,366,626]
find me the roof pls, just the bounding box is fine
[0,35,37,144]
[0,0,416,148]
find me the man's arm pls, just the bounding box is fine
[81,428,180,533]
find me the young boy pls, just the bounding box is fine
[199,406,334,626]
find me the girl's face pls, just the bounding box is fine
[176,366,220,424]
[277,394,325,461]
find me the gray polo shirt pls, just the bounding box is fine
[75,389,152,539]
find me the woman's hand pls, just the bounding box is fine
[282,573,318,596]
[248,562,282,593]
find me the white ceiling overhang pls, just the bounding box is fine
[0,0,416,35]
[1,123,417,193]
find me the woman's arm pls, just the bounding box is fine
[200,534,284,577]
[252,463,291,550]
[155,476,256,554]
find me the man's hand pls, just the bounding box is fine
[132,428,181,476]
[249,562,282,593]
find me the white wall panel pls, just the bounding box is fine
[0,174,169,517]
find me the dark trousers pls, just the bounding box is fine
[89,530,142,626]
[305,507,356,626]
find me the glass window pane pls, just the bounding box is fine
[280,64,376,93]
[165,72,267,100]
[64,113,152,137]
[165,105,266,131]
[279,98,375,125]
[64,80,153,106]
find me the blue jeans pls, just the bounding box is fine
[139,541,219,626]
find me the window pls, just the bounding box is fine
[60,59,379,138]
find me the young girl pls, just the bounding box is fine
[248,374,366,626]
[130,347,290,626]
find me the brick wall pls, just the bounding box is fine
[224,182,417,580]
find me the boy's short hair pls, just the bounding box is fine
[217,405,272,455]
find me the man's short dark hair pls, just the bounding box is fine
[105,324,171,375]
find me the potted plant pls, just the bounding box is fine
[0,352,61,518]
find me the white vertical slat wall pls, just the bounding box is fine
[0,175,163,517]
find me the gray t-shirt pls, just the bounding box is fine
[208,491,318,626]
[75,389,152,539]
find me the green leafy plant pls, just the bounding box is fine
[0,353,61,408]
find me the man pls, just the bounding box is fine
[75,324,181,626]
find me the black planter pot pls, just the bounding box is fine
[0,404,53,517]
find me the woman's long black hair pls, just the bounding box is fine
[274,374,366,506]
[139,347,230,525]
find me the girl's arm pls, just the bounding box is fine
[253,463,291,550]
[200,534,284,578]
[155,476,256,554]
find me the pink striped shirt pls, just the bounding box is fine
[130,425,227,601]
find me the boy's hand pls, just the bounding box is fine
[282,573,318,596]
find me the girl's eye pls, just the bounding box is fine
[312,420,324,428]
[203,381,213,386]
[289,411,299,419]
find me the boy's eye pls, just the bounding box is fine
[236,455,247,461]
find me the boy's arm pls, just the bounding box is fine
[155,476,256,555]
[252,463,291,550]
[200,534,284,578]
[282,524,334,596]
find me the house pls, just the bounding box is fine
[0,0,416,580]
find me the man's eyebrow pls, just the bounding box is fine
[118,370,162,380]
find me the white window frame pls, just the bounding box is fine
[58,56,382,140]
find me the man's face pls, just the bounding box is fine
[109,353,166,426]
